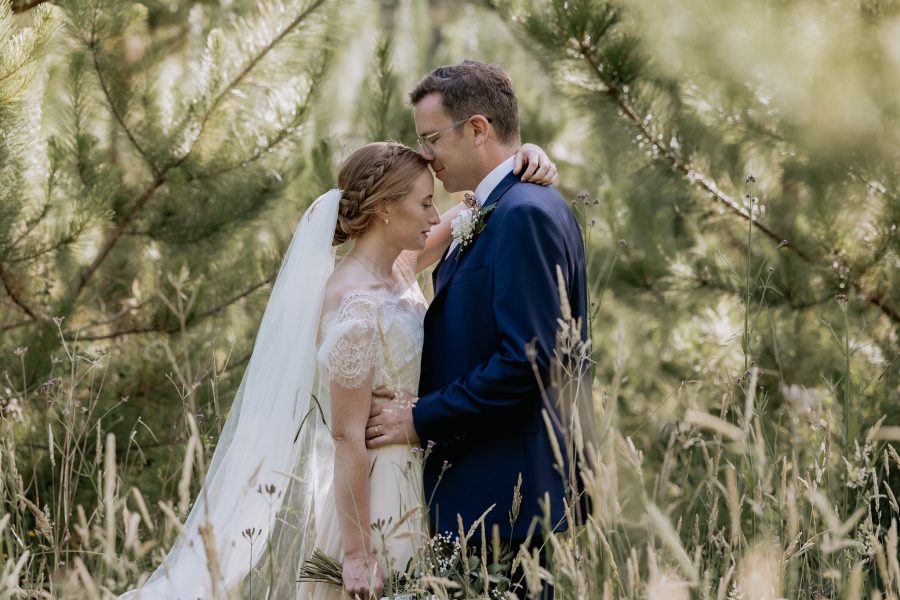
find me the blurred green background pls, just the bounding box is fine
[1,0,898,597]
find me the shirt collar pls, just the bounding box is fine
[472,154,516,207]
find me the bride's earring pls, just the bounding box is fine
[384,218,389,225]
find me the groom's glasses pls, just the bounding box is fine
[417,116,493,154]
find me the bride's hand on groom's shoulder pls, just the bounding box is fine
[515,143,558,186]
[366,388,420,448]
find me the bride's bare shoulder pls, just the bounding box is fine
[322,260,383,314]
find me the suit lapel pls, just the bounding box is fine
[432,243,450,291]
[433,171,520,299]
[435,244,460,291]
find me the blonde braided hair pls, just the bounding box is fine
[333,143,429,246]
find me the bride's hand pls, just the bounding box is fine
[514,143,558,186]
[342,554,383,599]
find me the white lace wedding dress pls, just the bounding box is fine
[298,250,428,599]
[117,194,428,600]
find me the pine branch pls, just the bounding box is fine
[67,323,172,342]
[0,65,28,94]
[71,297,155,333]
[70,171,166,298]
[187,48,331,181]
[66,274,275,341]
[570,39,900,325]
[86,5,158,175]
[0,2,59,99]
[0,319,31,332]
[9,198,52,249]
[69,0,329,301]
[0,53,33,89]
[0,264,43,322]
[10,232,81,264]
[496,1,899,322]
[574,42,807,259]
[11,0,51,14]
[188,102,315,181]
[176,0,330,169]
[684,272,836,313]
[852,286,898,321]
[9,203,88,265]
[192,274,275,319]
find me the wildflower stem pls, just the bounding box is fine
[743,178,755,374]
[841,300,855,457]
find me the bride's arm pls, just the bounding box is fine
[415,142,559,272]
[331,377,384,598]
[416,202,466,271]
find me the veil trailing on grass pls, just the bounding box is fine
[119,190,341,599]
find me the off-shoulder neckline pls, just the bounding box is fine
[320,285,414,322]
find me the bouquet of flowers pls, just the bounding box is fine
[299,549,426,600]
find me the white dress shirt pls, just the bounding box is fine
[447,155,516,254]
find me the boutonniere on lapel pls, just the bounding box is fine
[450,193,496,261]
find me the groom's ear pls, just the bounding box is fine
[470,115,492,147]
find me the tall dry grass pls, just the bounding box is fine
[2,192,899,599]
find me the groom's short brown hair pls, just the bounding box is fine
[409,60,520,145]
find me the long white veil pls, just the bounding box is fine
[120,189,341,599]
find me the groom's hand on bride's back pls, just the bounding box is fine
[365,387,420,448]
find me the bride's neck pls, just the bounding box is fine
[348,233,400,280]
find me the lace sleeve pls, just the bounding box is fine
[394,250,418,288]
[317,292,382,389]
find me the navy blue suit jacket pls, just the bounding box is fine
[413,171,588,540]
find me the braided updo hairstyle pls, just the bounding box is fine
[333,143,430,246]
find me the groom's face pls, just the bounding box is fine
[413,93,475,193]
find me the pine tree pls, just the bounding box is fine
[4,0,899,594]
[1,0,336,524]
[488,0,899,595]
[1,2,61,327]
[489,0,899,422]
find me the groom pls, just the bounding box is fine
[366,60,587,592]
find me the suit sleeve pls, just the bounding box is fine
[413,200,571,443]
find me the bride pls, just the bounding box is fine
[118,141,555,600]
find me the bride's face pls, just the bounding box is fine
[384,170,440,250]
